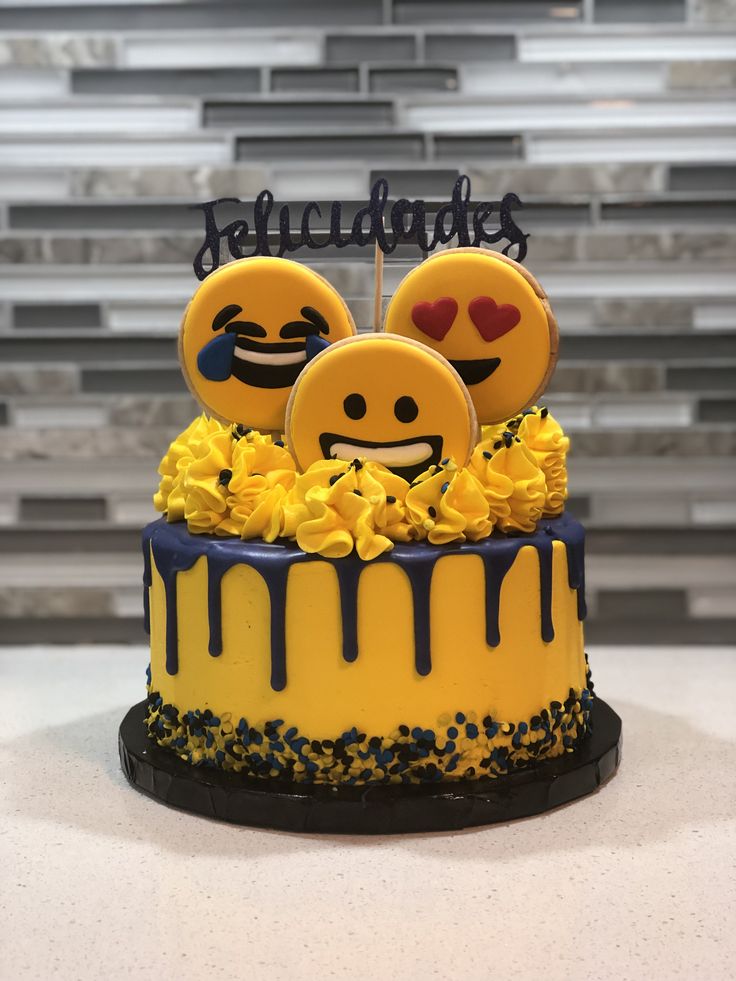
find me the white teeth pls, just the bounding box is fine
[233,348,306,366]
[329,441,433,467]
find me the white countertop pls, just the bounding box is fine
[2,645,735,981]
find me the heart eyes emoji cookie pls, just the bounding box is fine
[385,248,558,425]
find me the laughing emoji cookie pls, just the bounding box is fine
[286,333,477,483]
[384,248,558,425]
[179,256,356,431]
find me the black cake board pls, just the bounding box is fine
[119,699,621,835]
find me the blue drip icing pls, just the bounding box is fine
[329,560,362,663]
[142,523,201,675]
[391,547,437,676]
[262,559,291,692]
[482,547,518,648]
[536,535,555,643]
[142,538,151,636]
[142,512,587,691]
[564,530,587,621]
[206,551,234,657]
[163,575,179,674]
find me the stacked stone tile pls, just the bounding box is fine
[0,0,734,642]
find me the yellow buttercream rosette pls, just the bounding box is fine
[281,458,413,561]
[516,406,569,515]
[153,413,223,519]
[218,428,297,539]
[181,427,233,534]
[466,445,514,526]
[406,458,493,545]
[470,431,546,533]
[154,419,298,537]
[153,408,570,555]
[482,406,570,518]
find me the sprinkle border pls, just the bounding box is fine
[145,664,594,786]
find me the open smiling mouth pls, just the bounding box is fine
[231,337,307,389]
[318,432,443,483]
[449,358,501,386]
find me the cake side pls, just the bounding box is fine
[144,510,590,784]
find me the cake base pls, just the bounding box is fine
[119,699,621,834]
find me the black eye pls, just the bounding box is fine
[211,304,243,332]
[343,393,366,420]
[394,396,418,423]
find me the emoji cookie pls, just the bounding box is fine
[179,256,356,431]
[384,248,558,425]
[286,333,477,483]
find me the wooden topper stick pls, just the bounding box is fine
[373,237,384,332]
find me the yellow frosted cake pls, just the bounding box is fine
[140,247,596,789]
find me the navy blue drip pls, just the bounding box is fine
[206,551,234,658]
[481,548,517,648]
[142,513,586,690]
[330,560,362,663]
[537,535,555,643]
[564,535,587,621]
[142,542,151,636]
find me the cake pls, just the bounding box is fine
[122,235,620,831]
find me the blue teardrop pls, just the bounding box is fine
[197,333,236,381]
[305,334,330,362]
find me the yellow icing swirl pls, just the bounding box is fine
[281,458,412,560]
[154,419,297,537]
[516,407,570,515]
[219,430,297,539]
[182,428,233,534]
[406,459,493,545]
[466,445,514,527]
[480,405,569,519]
[489,434,547,533]
[153,409,569,557]
[153,413,222,519]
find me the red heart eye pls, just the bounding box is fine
[411,297,458,341]
[468,296,521,342]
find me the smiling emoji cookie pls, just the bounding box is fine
[384,248,558,425]
[179,256,356,431]
[286,333,477,483]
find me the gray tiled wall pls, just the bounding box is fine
[0,0,735,644]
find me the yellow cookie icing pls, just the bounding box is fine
[285,332,478,483]
[384,248,558,425]
[179,256,356,432]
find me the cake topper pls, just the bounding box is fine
[192,175,528,281]
[286,333,478,483]
[384,248,558,425]
[179,256,356,432]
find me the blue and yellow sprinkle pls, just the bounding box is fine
[145,675,594,786]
